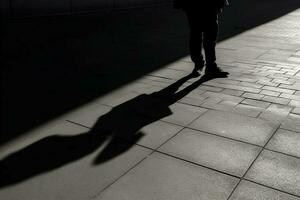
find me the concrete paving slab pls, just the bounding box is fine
[292,108,300,115]
[259,104,293,123]
[0,121,89,158]
[262,96,291,105]
[266,129,300,158]
[165,60,195,72]
[202,91,244,103]
[119,120,183,149]
[221,89,244,97]
[242,92,264,100]
[0,140,151,200]
[159,128,261,177]
[230,180,300,200]
[234,104,264,118]
[95,152,239,200]
[161,103,207,126]
[179,92,208,106]
[188,110,277,146]
[281,113,300,133]
[150,68,188,80]
[64,103,112,128]
[245,150,300,196]
[95,91,141,107]
[290,100,300,108]
[241,99,271,109]
[129,83,163,95]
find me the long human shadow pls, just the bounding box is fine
[1,0,299,144]
[0,72,228,188]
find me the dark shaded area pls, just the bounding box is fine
[0,72,228,188]
[1,0,300,144]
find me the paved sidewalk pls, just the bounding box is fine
[1,8,300,200]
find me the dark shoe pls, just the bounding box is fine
[205,66,229,77]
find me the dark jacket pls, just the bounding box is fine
[174,0,229,10]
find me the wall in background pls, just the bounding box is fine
[1,0,9,19]
[8,0,172,18]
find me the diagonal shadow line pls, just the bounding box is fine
[0,71,228,188]
[1,0,300,144]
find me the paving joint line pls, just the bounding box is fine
[152,126,185,152]
[146,74,174,80]
[244,179,300,199]
[263,148,300,160]
[90,155,150,200]
[148,108,211,155]
[280,127,300,134]
[66,120,92,129]
[185,126,263,148]
[226,123,281,200]
[153,150,241,179]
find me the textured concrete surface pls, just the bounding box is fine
[159,128,261,177]
[95,153,239,200]
[230,180,300,200]
[188,110,277,146]
[245,150,300,196]
[266,129,300,158]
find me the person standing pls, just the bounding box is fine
[174,0,229,75]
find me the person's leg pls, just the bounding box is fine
[186,10,205,70]
[203,13,219,69]
[203,13,228,76]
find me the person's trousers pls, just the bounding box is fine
[185,9,219,66]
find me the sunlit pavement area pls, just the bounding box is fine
[1,6,300,200]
